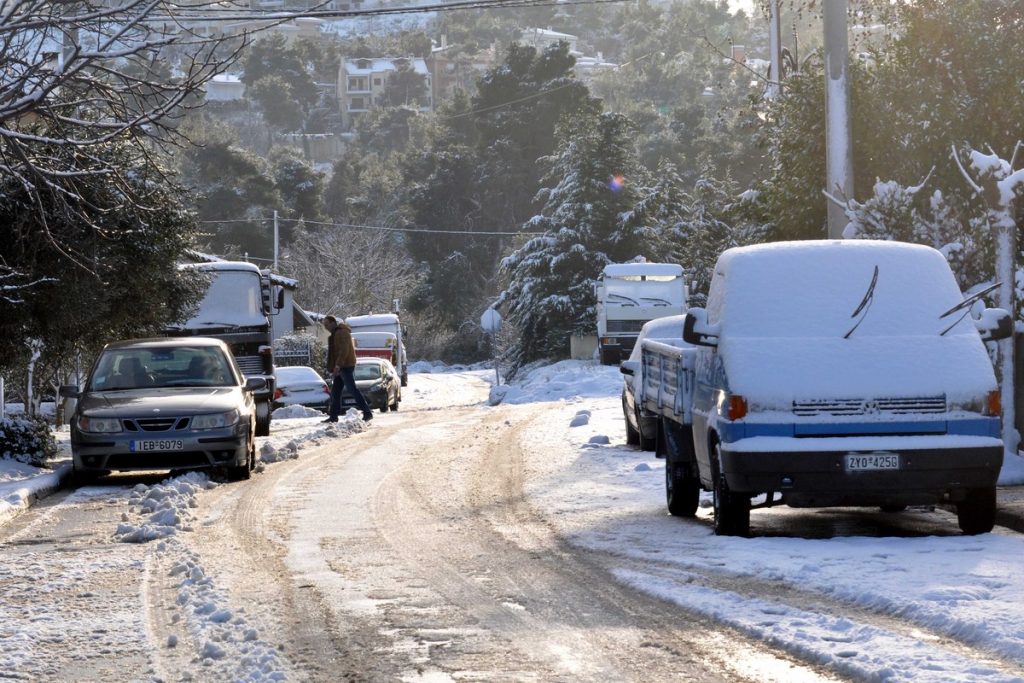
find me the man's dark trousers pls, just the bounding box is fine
[328,366,373,419]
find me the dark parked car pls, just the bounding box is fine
[60,337,265,483]
[342,358,401,413]
[273,366,331,412]
[619,315,688,450]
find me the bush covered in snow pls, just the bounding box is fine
[0,417,57,466]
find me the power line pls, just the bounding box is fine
[199,216,545,236]
[159,0,629,21]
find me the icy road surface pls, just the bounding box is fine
[2,361,1024,682]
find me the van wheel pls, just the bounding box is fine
[666,462,700,517]
[957,487,996,535]
[880,504,907,513]
[712,445,749,537]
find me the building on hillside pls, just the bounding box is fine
[428,36,497,102]
[517,28,617,83]
[519,28,578,53]
[205,73,246,102]
[337,57,432,129]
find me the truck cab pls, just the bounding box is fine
[169,261,280,436]
[595,263,686,365]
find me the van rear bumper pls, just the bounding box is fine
[719,436,1003,508]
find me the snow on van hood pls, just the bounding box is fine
[721,334,997,408]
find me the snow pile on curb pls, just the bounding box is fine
[259,412,364,464]
[271,404,324,419]
[115,472,217,543]
[489,360,620,405]
[164,540,292,681]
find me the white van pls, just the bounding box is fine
[674,240,1011,536]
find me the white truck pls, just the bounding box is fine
[623,240,1011,537]
[168,261,282,436]
[346,313,408,386]
[596,263,687,365]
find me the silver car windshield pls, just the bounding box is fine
[90,347,235,391]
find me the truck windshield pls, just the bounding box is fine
[604,279,683,307]
[184,271,266,328]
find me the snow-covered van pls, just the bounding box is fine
[595,262,687,365]
[648,240,1011,536]
[169,261,281,436]
[346,313,408,386]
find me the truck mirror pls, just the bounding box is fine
[619,360,639,376]
[245,377,268,392]
[276,289,285,310]
[976,307,1013,342]
[683,308,719,347]
[59,385,80,399]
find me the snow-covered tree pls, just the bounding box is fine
[0,0,248,237]
[500,112,645,367]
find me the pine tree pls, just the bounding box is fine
[501,112,644,367]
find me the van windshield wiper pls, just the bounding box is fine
[938,281,1000,336]
[844,265,879,339]
[639,297,673,306]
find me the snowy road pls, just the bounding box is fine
[3,363,1024,682]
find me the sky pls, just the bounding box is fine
[4,359,1024,680]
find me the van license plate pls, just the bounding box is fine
[845,452,900,471]
[131,440,184,452]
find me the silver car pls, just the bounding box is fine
[60,337,265,483]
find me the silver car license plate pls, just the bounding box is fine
[845,452,900,471]
[131,439,184,452]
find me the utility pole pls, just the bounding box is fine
[823,0,853,239]
[273,210,279,271]
[766,0,783,100]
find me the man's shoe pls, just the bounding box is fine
[322,417,338,423]
[361,412,373,422]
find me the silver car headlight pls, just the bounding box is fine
[192,410,240,430]
[78,415,123,433]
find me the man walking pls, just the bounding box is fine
[323,315,374,423]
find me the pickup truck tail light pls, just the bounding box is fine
[728,395,748,421]
[985,390,1001,417]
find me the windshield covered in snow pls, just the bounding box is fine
[711,241,976,339]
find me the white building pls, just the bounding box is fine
[337,57,432,129]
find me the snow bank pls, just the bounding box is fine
[115,472,217,543]
[488,360,621,405]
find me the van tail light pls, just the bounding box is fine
[727,394,748,421]
[273,388,283,400]
[985,390,1001,417]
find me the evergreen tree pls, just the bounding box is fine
[500,112,644,366]
[473,42,600,234]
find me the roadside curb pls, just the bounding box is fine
[0,463,72,528]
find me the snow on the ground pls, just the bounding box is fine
[504,360,1024,683]
[6,361,1024,681]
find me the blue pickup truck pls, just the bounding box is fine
[628,240,1011,537]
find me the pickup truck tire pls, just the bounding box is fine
[255,399,271,437]
[957,487,996,535]
[623,400,640,445]
[712,445,749,537]
[637,410,656,451]
[666,463,699,517]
